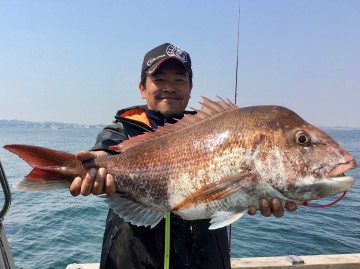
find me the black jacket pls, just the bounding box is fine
[92,106,231,269]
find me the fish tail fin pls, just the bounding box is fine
[26,167,73,181]
[3,144,84,190]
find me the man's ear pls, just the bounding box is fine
[139,82,146,99]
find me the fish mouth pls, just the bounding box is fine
[278,159,356,203]
[327,175,355,189]
[283,175,356,203]
[311,175,355,201]
[322,159,356,195]
[328,159,357,178]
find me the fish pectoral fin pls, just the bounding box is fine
[173,172,256,211]
[209,210,246,230]
[102,194,166,228]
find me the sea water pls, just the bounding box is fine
[0,126,359,269]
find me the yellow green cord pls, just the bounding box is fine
[164,212,171,269]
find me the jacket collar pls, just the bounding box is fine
[115,105,196,130]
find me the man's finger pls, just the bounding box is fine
[81,168,97,196]
[270,198,284,218]
[247,206,257,216]
[69,177,82,196]
[75,151,96,161]
[92,168,106,195]
[259,198,271,217]
[105,174,116,196]
[285,202,297,212]
[75,150,109,161]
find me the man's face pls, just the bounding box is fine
[139,60,192,117]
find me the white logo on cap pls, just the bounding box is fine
[166,44,187,62]
[147,54,166,67]
[146,44,188,73]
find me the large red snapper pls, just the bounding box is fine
[4,97,356,229]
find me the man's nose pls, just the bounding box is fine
[162,82,176,92]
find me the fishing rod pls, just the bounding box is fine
[229,0,241,256]
[234,0,241,105]
[164,213,170,269]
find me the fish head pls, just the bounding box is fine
[247,106,357,203]
[282,127,356,202]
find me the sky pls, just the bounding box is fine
[0,0,359,127]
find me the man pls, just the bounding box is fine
[70,43,297,269]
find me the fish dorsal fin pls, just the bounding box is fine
[109,96,238,153]
[102,194,166,228]
[209,210,246,230]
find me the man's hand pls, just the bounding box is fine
[248,198,297,217]
[69,150,116,197]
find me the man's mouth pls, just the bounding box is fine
[158,96,182,101]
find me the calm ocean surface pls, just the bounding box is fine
[0,126,359,269]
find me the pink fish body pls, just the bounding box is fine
[4,97,356,229]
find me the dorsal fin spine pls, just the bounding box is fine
[110,97,239,153]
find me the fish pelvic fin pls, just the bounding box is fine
[102,194,166,228]
[109,96,239,153]
[209,210,246,230]
[4,144,83,185]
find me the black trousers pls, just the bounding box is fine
[100,209,231,269]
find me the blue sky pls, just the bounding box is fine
[0,1,359,127]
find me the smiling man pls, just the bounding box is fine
[70,43,296,269]
[139,43,192,118]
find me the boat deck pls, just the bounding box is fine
[66,253,360,269]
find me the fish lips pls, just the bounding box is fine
[279,173,355,203]
[329,159,357,177]
[292,175,355,202]
[321,175,355,195]
[314,158,357,199]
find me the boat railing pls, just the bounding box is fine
[0,161,11,221]
[0,160,16,269]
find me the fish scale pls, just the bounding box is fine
[4,97,357,229]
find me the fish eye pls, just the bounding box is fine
[295,131,311,146]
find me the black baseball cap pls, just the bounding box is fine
[141,43,192,76]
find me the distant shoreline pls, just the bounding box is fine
[0,119,359,130]
[0,119,105,129]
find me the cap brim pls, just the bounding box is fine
[145,56,191,75]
